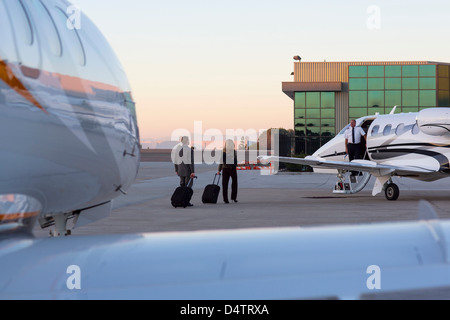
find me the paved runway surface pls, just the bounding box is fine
[31,162,450,299]
[34,162,450,238]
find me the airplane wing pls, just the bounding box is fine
[262,155,439,197]
[263,156,437,177]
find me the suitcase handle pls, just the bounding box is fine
[213,173,221,185]
[187,176,198,187]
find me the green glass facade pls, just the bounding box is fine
[294,91,335,137]
[287,62,450,155]
[348,64,437,117]
[294,91,335,153]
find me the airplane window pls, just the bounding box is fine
[6,1,33,45]
[29,0,62,57]
[79,23,130,91]
[412,123,420,135]
[395,123,406,135]
[371,125,380,136]
[52,7,86,66]
[0,1,17,61]
[4,0,41,70]
[383,125,392,136]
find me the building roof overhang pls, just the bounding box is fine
[282,82,342,100]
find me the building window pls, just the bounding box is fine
[402,78,419,90]
[385,91,402,107]
[349,91,367,107]
[368,65,384,77]
[385,78,401,90]
[368,78,384,90]
[368,91,385,107]
[419,78,436,90]
[321,108,335,118]
[420,65,436,77]
[348,64,439,117]
[402,65,419,77]
[321,92,335,108]
[294,109,305,119]
[349,108,368,119]
[294,91,336,153]
[349,66,367,77]
[349,78,367,90]
[402,91,419,107]
[294,92,305,108]
[419,90,436,107]
[306,92,320,108]
[385,66,401,77]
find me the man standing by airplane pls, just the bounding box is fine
[345,120,366,175]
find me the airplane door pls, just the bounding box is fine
[4,1,42,78]
[360,119,374,160]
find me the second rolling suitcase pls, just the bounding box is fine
[202,173,221,204]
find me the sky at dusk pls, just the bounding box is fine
[73,0,450,146]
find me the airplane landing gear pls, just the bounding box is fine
[385,183,400,201]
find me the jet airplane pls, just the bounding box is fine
[263,106,450,201]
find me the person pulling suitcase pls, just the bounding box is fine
[173,136,196,207]
[218,139,238,204]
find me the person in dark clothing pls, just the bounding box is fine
[217,139,238,203]
[174,136,196,186]
[173,136,195,206]
[344,119,366,176]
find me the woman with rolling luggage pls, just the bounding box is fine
[217,139,238,204]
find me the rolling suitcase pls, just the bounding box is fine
[202,173,221,204]
[171,177,195,208]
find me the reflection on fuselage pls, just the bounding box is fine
[0,0,140,218]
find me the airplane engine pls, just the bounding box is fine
[416,108,450,136]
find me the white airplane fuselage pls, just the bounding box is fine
[0,0,139,230]
[313,108,450,182]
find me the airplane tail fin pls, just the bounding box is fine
[0,194,41,239]
[389,105,398,115]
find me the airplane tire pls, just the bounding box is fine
[385,183,400,201]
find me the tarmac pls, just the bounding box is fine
[30,159,450,299]
[34,161,450,238]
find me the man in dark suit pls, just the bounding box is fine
[174,136,196,206]
[217,139,238,203]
